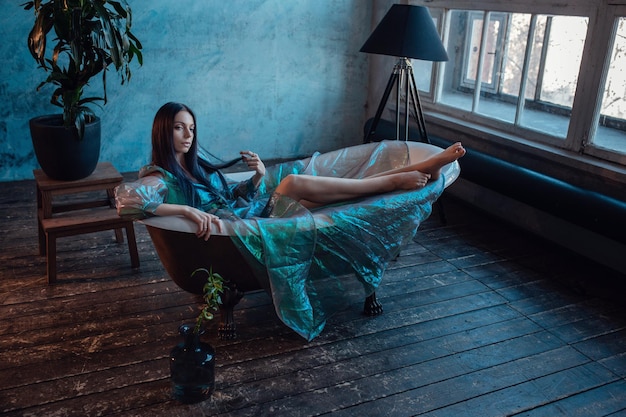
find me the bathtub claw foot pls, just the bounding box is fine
[218,314,237,340]
[217,283,244,340]
[363,292,383,316]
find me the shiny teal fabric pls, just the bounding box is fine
[116,164,266,220]
[227,141,445,340]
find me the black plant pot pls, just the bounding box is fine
[29,115,101,181]
[170,324,216,404]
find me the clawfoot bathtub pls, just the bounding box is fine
[139,141,460,340]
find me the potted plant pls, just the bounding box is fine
[23,0,142,180]
[170,267,224,404]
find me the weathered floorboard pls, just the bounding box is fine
[0,177,625,417]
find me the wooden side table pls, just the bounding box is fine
[34,162,140,283]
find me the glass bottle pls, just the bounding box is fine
[169,324,216,403]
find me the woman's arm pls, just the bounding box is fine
[116,170,221,240]
[226,151,267,200]
[153,203,222,240]
[115,174,169,220]
[240,151,265,189]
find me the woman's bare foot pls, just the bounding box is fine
[440,142,466,163]
[394,171,432,190]
[420,142,465,180]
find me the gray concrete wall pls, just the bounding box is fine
[1,0,373,181]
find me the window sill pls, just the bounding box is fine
[423,110,626,201]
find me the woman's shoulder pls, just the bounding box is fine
[139,165,171,179]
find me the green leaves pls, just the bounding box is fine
[192,267,225,335]
[23,0,143,139]
[25,1,54,69]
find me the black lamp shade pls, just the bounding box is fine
[360,4,448,62]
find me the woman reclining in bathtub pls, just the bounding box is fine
[116,101,465,240]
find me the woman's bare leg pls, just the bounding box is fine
[273,142,465,207]
[368,142,465,180]
[274,171,428,207]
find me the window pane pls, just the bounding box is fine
[537,16,587,108]
[412,59,433,94]
[440,10,474,112]
[517,15,588,138]
[439,10,587,140]
[593,17,626,155]
[501,14,536,100]
[489,13,532,123]
[411,15,440,95]
[463,12,501,89]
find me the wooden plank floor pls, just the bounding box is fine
[1,176,625,417]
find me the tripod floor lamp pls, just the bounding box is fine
[361,4,448,143]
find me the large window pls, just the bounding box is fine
[415,2,626,166]
[594,16,626,156]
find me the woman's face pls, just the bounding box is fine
[172,110,195,159]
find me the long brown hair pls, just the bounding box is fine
[151,102,238,207]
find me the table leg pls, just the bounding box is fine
[38,218,46,256]
[46,232,57,284]
[125,223,140,268]
[36,185,46,256]
[108,187,124,243]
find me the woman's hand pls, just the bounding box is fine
[183,206,222,240]
[153,203,222,240]
[241,151,265,188]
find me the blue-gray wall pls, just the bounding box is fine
[1,0,374,181]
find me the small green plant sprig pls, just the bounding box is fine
[192,267,225,335]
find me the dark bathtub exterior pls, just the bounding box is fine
[145,224,269,295]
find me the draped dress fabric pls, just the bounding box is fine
[115,141,445,340]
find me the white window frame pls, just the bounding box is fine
[459,11,507,94]
[411,0,626,169]
[572,4,626,162]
